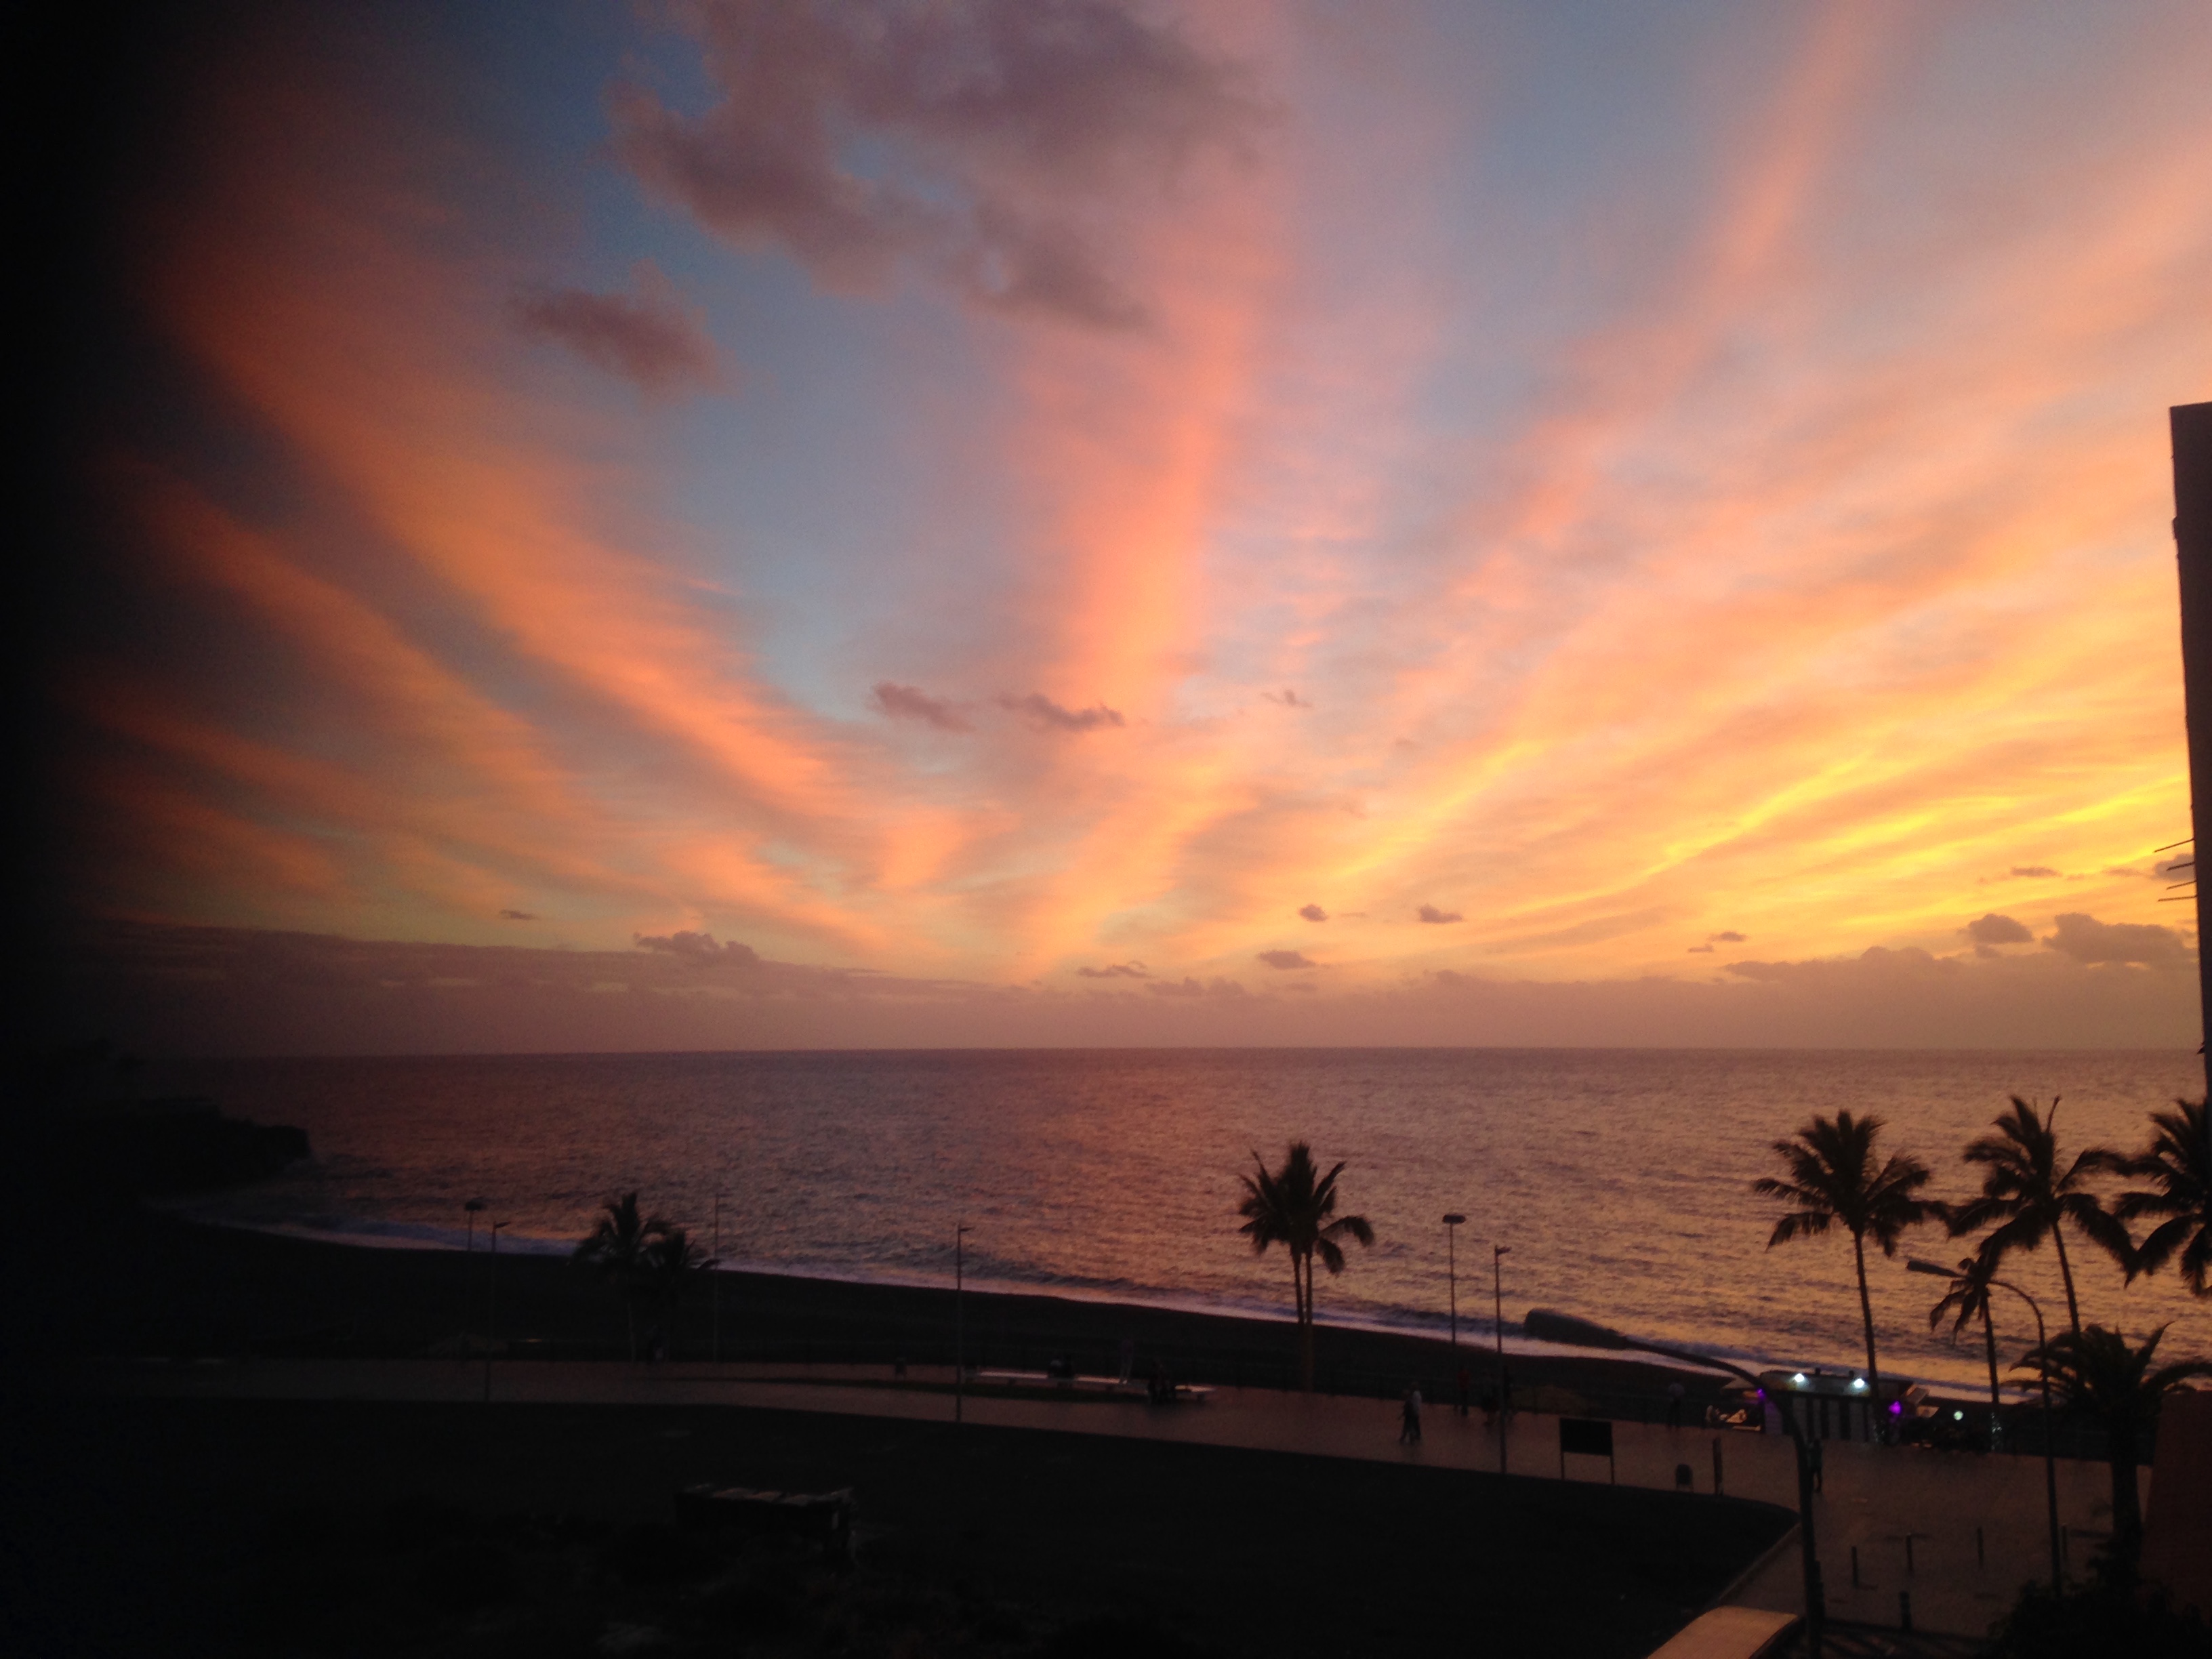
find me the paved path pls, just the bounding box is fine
[52,1358,2134,1639]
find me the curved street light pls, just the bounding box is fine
[1525,1308,1826,1659]
[1442,1214,1466,1347]
[1493,1245,1511,1477]
[1907,1257,2062,1590]
[483,1219,507,1405]
[954,1223,971,1425]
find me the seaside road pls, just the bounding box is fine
[56,1358,2130,1639]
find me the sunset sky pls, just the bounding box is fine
[30,0,2212,1051]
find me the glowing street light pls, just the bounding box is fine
[1908,1257,2061,1589]
[1528,1308,1827,1658]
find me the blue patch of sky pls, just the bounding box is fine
[444,4,1042,725]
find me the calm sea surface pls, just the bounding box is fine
[171,1048,2211,1390]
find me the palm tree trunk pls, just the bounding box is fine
[2051,1225,2082,1333]
[2110,1427,2143,1568]
[1852,1230,1885,1434]
[1981,1307,2001,1428]
[1292,1252,1311,1392]
[625,1297,637,1361]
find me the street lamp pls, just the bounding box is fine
[462,1197,486,1338]
[955,1223,971,1425]
[1908,1254,2005,1441]
[483,1219,507,1405]
[1442,1214,1466,1347]
[1527,1308,1826,1659]
[712,1194,722,1364]
[1493,1244,1511,1476]
[1908,1258,2061,1590]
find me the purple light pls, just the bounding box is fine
[1888,1401,1904,1415]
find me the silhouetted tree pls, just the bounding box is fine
[573,1191,672,1359]
[640,1224,714,1356]
[2108,1099,2212,1297]
[2014,1324,2212,1568]
[1922,1252,2005,1429]
[1753,1110,1933,1417]
[1237,1142,1374,1392]
[1948,1097,2130,1332]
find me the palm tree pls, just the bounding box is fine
[2108,1099,2212,1296]
[2015,1324,2212,1568]
[573,1190,672,1359]
[1948,1097,2131,1333]
[639,1224,714,1357]
[1236,1142,1374,1392]
[1923,1252,2005,1431]
[1753,1110,1934,1417]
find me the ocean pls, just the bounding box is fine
[167,1047,2211,1391]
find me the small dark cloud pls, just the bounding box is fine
[1256,949,1315,970]
[872,682,973,731]
[2043,912,2188,968]
[634,930,761,966]
[1298,903,1328,922]
[497,909,537,922]
[1076,960,1148,979]
[1963,913,2032,947]
[1263,689,1311,708]
[1147,975,1248,1000]
[2011,866,2059,879]
[1710,930,1746,943]
[1416,904,1462,925]
[1687,944,1714,954]
[611,0,1256,330]
[998,692,1124,733]
[511,264,726,396]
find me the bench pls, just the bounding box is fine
[968,1370,1214,1402]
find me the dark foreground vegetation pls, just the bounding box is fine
[1979,1563,2212,1659]
[1,1396,1792,1659]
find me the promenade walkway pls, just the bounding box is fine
[57,1357,2133,1641]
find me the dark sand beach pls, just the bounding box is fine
[12,1206,1742,1417]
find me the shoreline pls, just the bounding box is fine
[27,1207,2011,1422]
[171,1208,2020,1399]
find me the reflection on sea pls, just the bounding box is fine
[171,1048,2208,1389]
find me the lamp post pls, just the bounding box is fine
[1443,1214,1465,1347]
[1528,1308,1826,1658]
[462,1197,486,1338]
[1493,1244,1511,1476]
[1908,1258,2060,1589]
[483,1219,506,1405]
[955,1222,970,1425]
[712,1194,722,1365]
[1908,1254,2005,1443]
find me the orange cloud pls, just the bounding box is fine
[41,0,2212,1042]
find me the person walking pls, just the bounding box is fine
[1666,1380,1685,1429]
[1399,1383,1424,1445]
